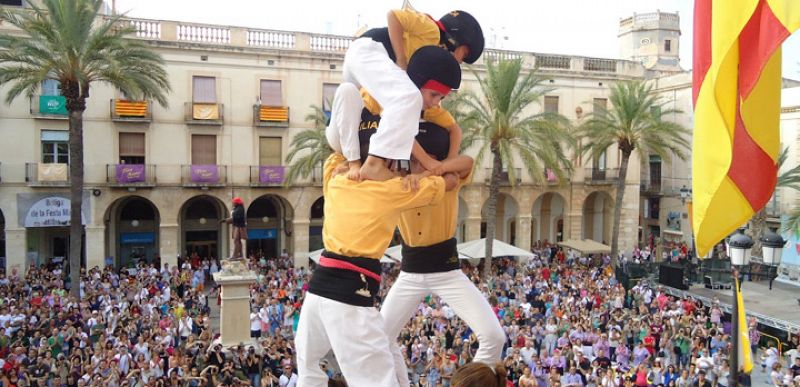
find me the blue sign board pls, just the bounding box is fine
[248,228,278,240]
[120,232,156,245]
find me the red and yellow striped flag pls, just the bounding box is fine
[735,278,754,373]
[692,0,800,256]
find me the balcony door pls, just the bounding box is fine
[191,135,217,165]
[259,137,282,167]
[119,133,145,164]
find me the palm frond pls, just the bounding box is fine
[284,105,333,185]
[781,206,800,237]
[0,0,170,107]
[777,146,800,191]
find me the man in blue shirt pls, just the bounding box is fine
[563,366,584,386]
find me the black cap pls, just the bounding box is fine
[439,10,484,64]
[407,46,461,92]
[415,122,450,161]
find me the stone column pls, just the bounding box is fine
[4,228,26,273]
[85,225,106,269]
[213,260,258,348]
[159,224,180,269]
[292,219,310,269]
[465,217,482,242]
[517,216,532,252]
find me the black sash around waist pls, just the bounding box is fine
[400,238,459,273]
[308,250,382,307]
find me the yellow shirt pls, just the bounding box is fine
[398,170,472,247]
[322,153,446,259]
[361,89,455,130]
[392,8,441,61]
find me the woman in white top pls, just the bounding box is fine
[765,344,781,372]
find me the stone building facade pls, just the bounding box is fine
[0,13,652,271]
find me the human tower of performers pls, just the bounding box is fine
[2,5,800,387]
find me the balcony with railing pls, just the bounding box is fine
[111,99,152,122]
[181,165,227,187]
[485,168,522,186]
[26,163,70,186]
[111,17,642,77]
[185,102,224,125]
[250,165,285,186]
[584,167,619,185]
[640,180,662,195]
[30,95,68,119]
[253,105,289,127]
[106,164,156,187]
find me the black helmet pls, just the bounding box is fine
[407,46,461,93]
[439,10,484,64]
[415,122,450,161]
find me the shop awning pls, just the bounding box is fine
[557,239,611,254]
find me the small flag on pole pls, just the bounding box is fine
[735,278,753,373]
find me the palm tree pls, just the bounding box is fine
[577,80,690,262]
[751,148,800,252]
[458,59,574,278]
[0,0,170,298]
[285,104,333,185]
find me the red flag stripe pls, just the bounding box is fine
[738,0,790,98]
[693,0,713,106]
[727,104,778,210]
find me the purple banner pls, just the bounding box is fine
[259,166,285,184]
[190,165,219,183]
[116,164,146,183]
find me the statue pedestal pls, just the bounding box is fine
[213,260,258,348]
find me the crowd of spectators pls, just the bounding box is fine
[0,244,797,386]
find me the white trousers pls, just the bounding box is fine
[342,38,422,160]
[380,270,506,386]
[295,293,400,387]
[325,82,363,162]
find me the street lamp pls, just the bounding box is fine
[727,228,753,387]
[728,228,753,266]
[760,228,785,290]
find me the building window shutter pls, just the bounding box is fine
[119,133,145,158]
[593,98,608,112]
[192,76,217,103]
[191,135,217,165]
[544,96,559,113]
[259,137,282,166]
[260,80,283,106]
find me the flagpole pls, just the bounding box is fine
[730,269,739,387]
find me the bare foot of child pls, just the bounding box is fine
[346,161,361,181]
[359,155,396,181]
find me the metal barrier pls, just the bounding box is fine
[758,331,782,355]
[660,285,800,333]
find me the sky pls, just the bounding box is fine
[113,0,800,79]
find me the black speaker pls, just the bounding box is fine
[659,264,688,290]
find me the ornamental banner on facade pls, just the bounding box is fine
[38,163,68,182]
[259,165,284,184]
[116,164,146,183]
[17,193,89,228]
[190,165,219,183]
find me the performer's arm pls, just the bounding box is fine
[445,122,463,160]
[387,10,408,69]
